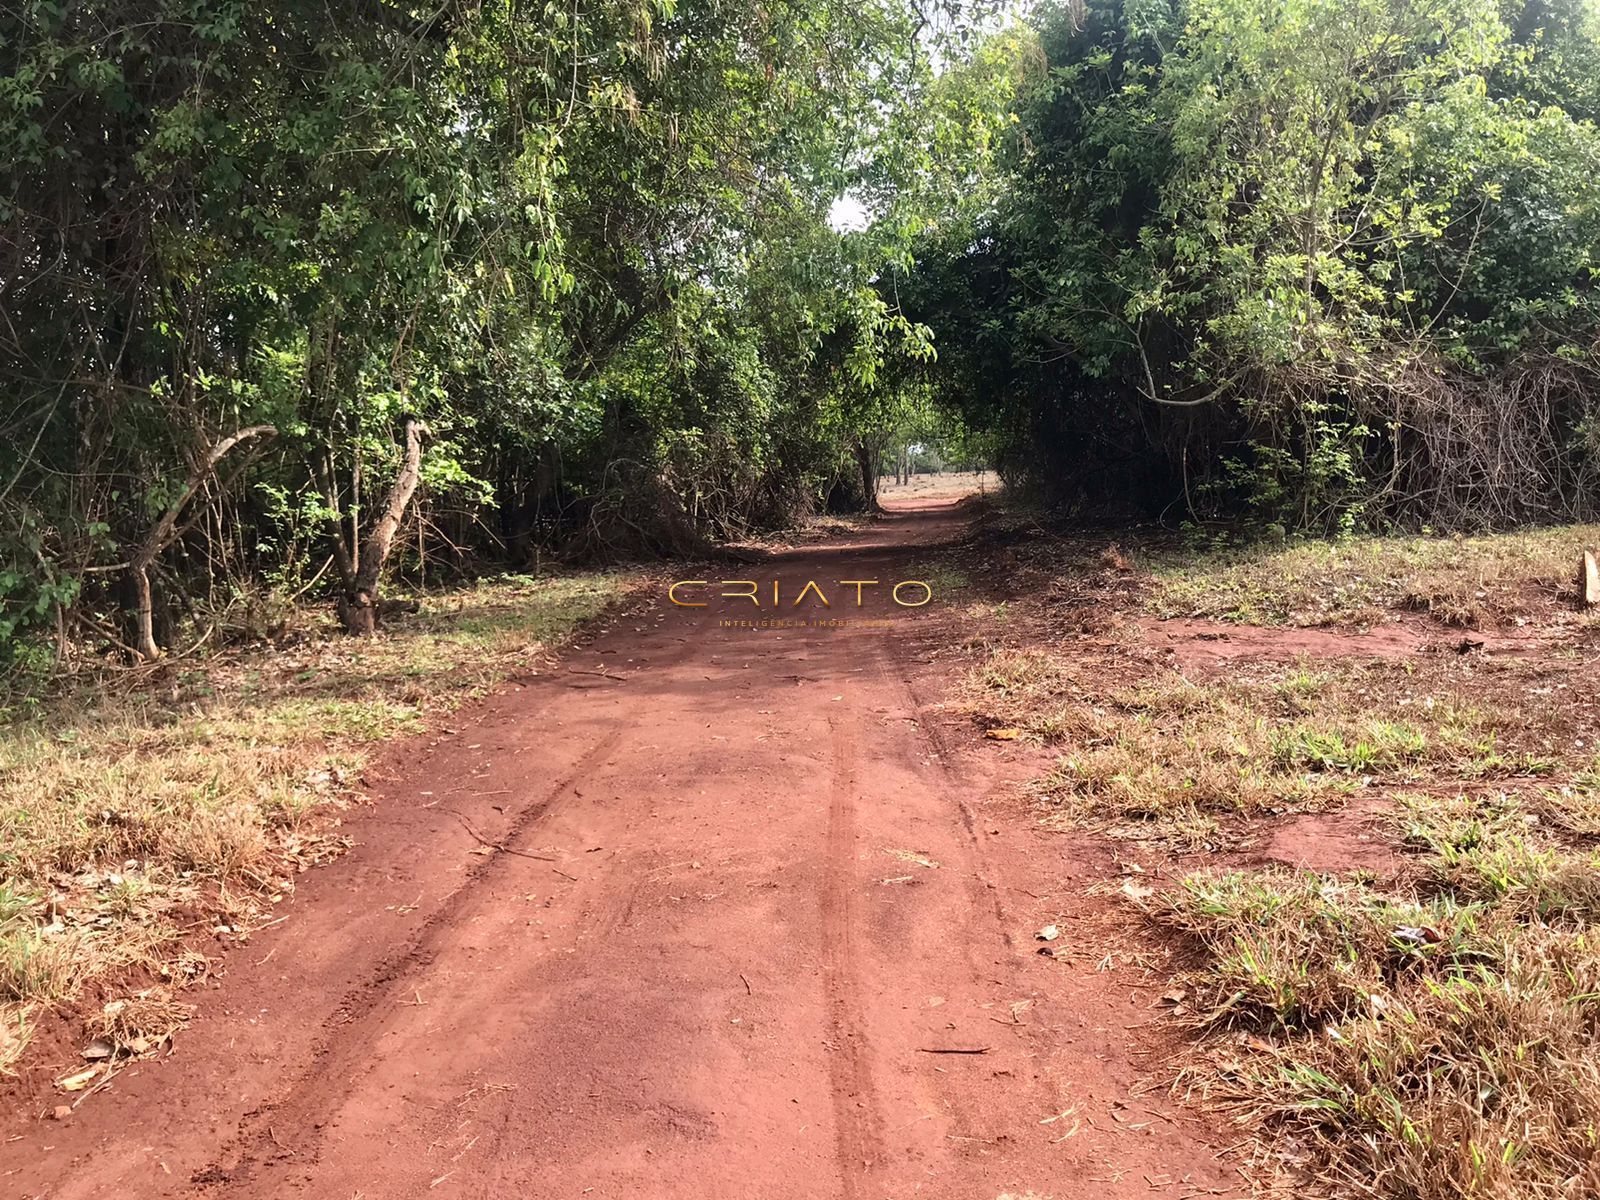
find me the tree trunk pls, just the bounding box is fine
[855,440,879,512]
[339,417,425,635]
[129,566,159,662]
[123,424,277,661]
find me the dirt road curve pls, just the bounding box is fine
[4,499,1238,1199]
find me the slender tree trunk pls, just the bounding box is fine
[129,566,159,662]
[124,424,277,661]
[855,440,879,512]
[338,417,425,635]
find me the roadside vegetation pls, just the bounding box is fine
[11,0,1600,674]
[1143,790,1600,1198]
[909,0,1600,534]
[963,515,1600,1193]
[2,0,1002,668]
[973,637,1592,851]
[1148,526,1600,629]
[979,651,1578,851]
[0,572,632,1075]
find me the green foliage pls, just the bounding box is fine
[22,0,1596,661]
[1,0,977,659]
[906,0,1600,529]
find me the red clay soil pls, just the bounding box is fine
[2,499,1242,1200]
[1142,616,1556,670]
[1251,798,1405,877]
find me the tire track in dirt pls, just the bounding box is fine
[873,639,1015,947]
[871,562,1252,1198]
[820,702,883,1195]
[4,497,1246,1200]
[192,724,626,1189]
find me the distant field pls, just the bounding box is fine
[879,469,995,502]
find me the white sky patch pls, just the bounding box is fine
[828,194,871,233]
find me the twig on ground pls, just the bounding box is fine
[440,809,557,863]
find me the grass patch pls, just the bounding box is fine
[961,508,1600,1189]
[1147,525,1600,628]
[1141,789,1600,1197]
[0,570,634,1073]
[966,645,1580,850]
[915,560,971,602]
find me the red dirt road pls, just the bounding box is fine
[4,499,1239,1199]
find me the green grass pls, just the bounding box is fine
[915,560,971,599]
[1147,525,1600,627]
[0,570,635,1073]
[1271,721,1428,772]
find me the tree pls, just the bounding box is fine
[1,0,964,661]
[904,0,1600,529]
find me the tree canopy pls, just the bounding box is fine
[2,0,984,659]
[4,0,1600,666]
[906,0,1600,531]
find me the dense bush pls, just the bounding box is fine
[1,0,969,660]
[907,0,1600,531]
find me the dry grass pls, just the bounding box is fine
[83,988,194,1058]
[962,518,1600,1193]
[965,645,1586,850]
[1141,786,1600,1198]
[0,570,634,1072]
[1148,525,1600,628]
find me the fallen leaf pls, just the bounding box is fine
[56,1065,102,1092]
[1120,878,1154,902]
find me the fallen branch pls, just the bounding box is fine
[439,809,557,863]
